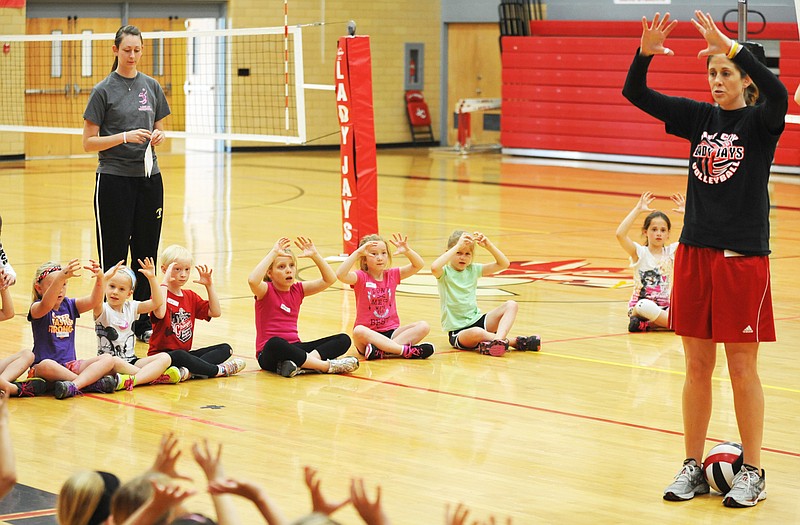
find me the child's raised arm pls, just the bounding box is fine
[296,237,336,296]
[670,192,686,215]
[77,259,115,314]
[30,259,79,319]
[209,477,290,525]
[0,280,13,322]
[194,265,221,318]
[136,257,164,315]
[248,238,290,300]
[92,260,124,318]
[153,262,176,320]
[431,232,473,278]
[192,440,240,525]
[391,233,425,280]
[616,192,654,261]
[475,232,509,276]
[336,240,374,285]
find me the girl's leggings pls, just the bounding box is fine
[257,334,351,372]
[166,344,232,378]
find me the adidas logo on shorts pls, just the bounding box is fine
[742,325,754,334]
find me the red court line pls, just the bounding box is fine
[0,508,56,520]
[403,174,800,212]
[347,375,800,459]
[84,394,246,432]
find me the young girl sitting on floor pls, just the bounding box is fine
[615,191,684,332]
[431,230,541,357]
[94,257,187,389]
[336,233,433,360]
[249,236,358,378]
[28,259,121,399]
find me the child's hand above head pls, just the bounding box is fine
[191,439,225,483]
[671,192,686,214]
[472,232,488,247]
[85,259,105,281]
[272,237,291,255]
[350,478,389,525]
[61,259,82,279]
[208,477,262,501]
[304,466,350,516]
[193,265,213,287]
[151,432,192,481]
[103,260,124,281]
[457,232,474,250]
[637,191,656,213]
[0,269,14,288]
[147,478,197,514]
[294,236,318,258]
[137,257,157,279]
[389,233,409,255]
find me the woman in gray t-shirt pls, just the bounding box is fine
[82,25,170,342]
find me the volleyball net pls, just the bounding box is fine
[0,26,309,143]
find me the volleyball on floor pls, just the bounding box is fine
[703,442,744,493]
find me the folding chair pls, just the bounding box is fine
[405,90,435,144]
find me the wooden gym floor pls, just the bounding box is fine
[0,147,798,523]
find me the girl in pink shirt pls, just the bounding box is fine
[249,237,358,378]
[336,233,434,360]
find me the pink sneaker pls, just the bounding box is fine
[477,340,508,357]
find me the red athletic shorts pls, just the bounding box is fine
[670,244,775,342]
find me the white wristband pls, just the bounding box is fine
[123,131,127,144]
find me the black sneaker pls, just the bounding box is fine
[12,377,47,397]
[364,344,385,360]
[515,335,541,352]
[402,342,435,359]
[277,360,300,378]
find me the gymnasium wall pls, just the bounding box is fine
[544,0,799,23]
[228,0,442,148]
[0,5,25,159]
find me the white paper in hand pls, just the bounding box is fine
[144,142,154,178]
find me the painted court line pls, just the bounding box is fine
[346,375,800,459]
[84,394,246,432]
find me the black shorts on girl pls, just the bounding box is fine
[448,315,487,349]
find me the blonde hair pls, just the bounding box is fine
[57,471,105,525]
[160,244,193,268]
[263,248,297,282]
[111,472,172,525]
[446,230,471,251]
[32,260,61,303]
[357,234,391,271]
[115,266,138,291]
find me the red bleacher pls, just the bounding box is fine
[500,21,800,168]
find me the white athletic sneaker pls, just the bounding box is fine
[663,459,710,501]
[723,465,766,508]
[327,356,359,374]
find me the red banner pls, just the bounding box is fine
[336,36,379,255]
[0,0,25,8]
